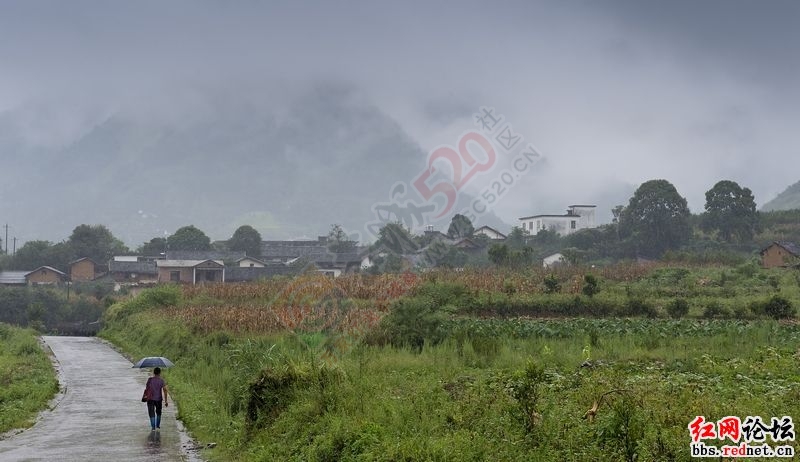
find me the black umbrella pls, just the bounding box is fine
[132,356,175,368]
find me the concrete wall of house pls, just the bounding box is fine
[238,259,265,267]
[158,267,193,283]
[111,272,158,283]
[195,269,224,283]
[70,260,96,282]
[570,207,596,229]
[27,269,62,285]
[476,228,504,240]
[762,246,798,268]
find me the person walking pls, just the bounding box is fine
[144,367,169,430]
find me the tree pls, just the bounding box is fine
[167,225,211,251]
[621,179,691,257]
[374,222,417,255]
[447,214,474,239]
[68,224,128,263]
[327,224,357,253]
[505,226,530,249]
[11,240,54,270]
[703,180,760,242]
[138,237,167,256]
[488,243,510,266]
[488,243,533,267]
[228,225,262,257]
[11,240,75,271]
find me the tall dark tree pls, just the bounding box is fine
[68,224,128,263]
[703,180,760,242]
[447,214,474,239]
[621,179,691,257]
[11,240,54,270]
[505,226,530,249]
[374,222,417,255]
[327,224,357,253]
[228,225,262,257]
[11,240,75,271]
[138,237,167,256]
[167,225,211,251]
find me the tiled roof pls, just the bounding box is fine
[156,260,224,268]
[776,241,800,256]
[166,250,246,261]
[225,266,298,282]
[0,271,29,285]
[261,241,366,264]
[25,266,66,277]
[108,261,158,275]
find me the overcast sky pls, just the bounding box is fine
[1,0,798,223]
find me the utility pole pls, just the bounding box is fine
[3,224,7,254]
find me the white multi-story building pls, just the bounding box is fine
[519,205,597,237]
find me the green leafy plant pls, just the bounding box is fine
[543,274,561,294]
[666,298,690,319]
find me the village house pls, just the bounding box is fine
[261,237,367,275]
[108,258,159,284]
[69,257,102,282]
[543,252,566,268]
[236,256,267,267]
[760,241,800,269]
[156,259,225,284]
[25,266,67,285]
[474,225,507,241]
[519,204,597,237]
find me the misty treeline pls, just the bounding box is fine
[372,179,798,271]
[0,286,107,335]
[1,179,797,274]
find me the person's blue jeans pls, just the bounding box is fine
[146,400,163,429]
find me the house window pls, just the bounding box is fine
[522,223,526,230]
[169,271,180,282]
[571,220,576,229]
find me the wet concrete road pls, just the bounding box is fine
[0,336,189,461]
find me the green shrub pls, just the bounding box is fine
[412,282,473,310]
[763,295,795,319]
[621,299,657,318]
[543,274,561,294]
[582,274,600,297]
[666,299,690,319]
[735,262,759,278]
[382,296,447,351]
[702,301,731,319]
[105,284,181,321]
[596,395,645,462]
[505,360,548,434]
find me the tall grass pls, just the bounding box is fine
[0,323,60,433]
[102,311,800,461]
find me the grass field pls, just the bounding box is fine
[0,323,59,434]
[100,265,800,461]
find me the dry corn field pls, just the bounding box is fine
[166,263,663,334]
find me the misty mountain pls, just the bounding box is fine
[1,84,512,247]
[761,180,800,212]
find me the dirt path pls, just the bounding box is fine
[0,336,200,462]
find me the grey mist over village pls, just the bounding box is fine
[0,2,799,461]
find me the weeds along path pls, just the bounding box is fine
[0,336,192,462]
